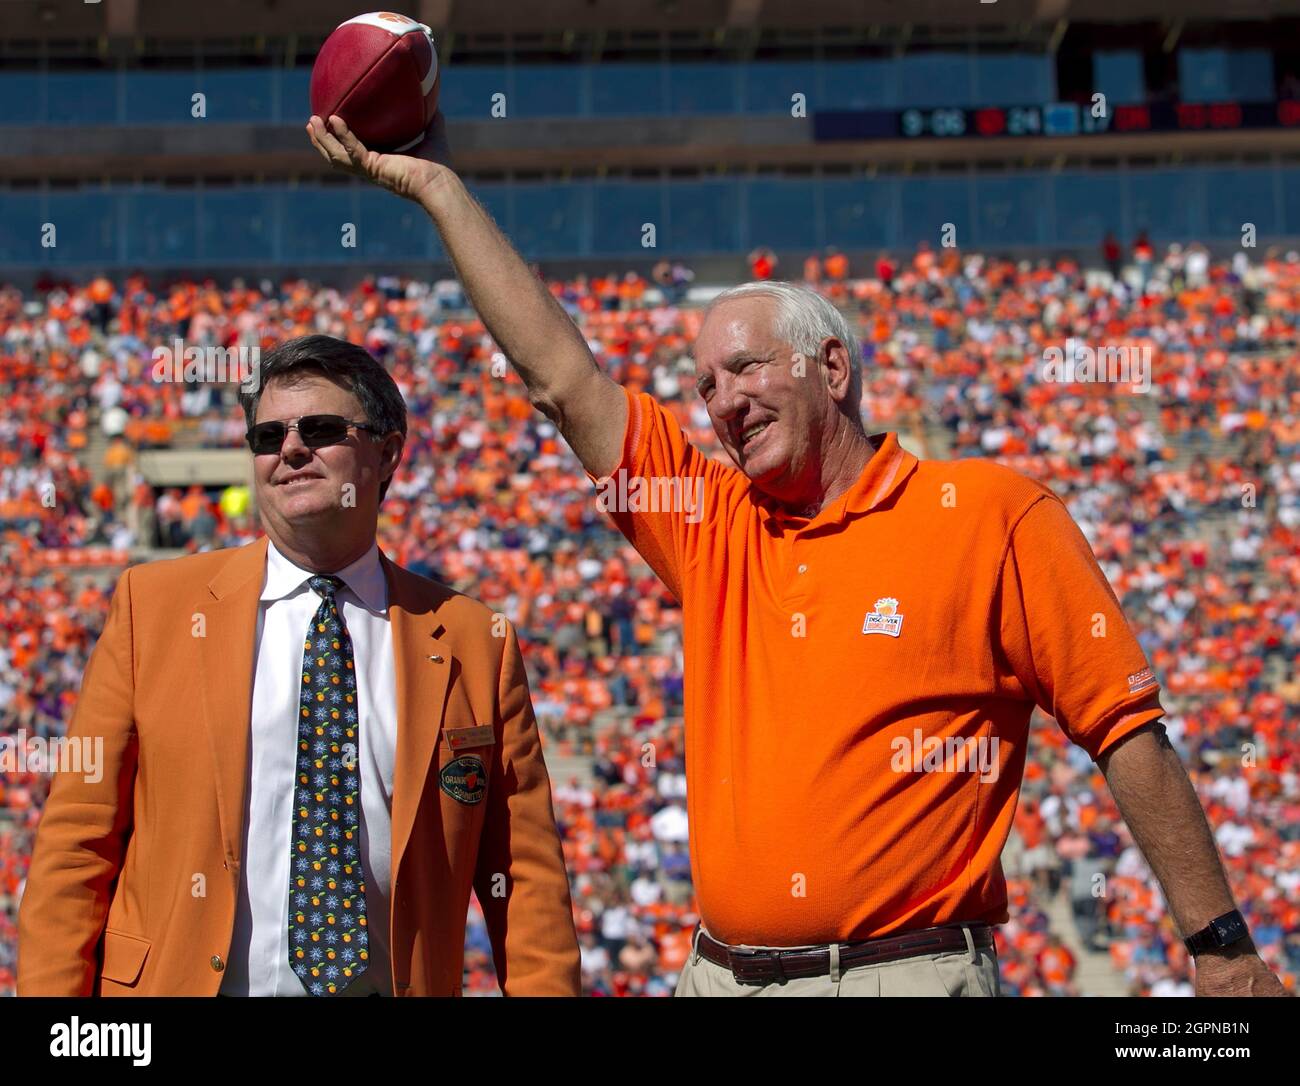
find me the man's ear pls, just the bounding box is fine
[380,432,405,485]
[822,337,854,404]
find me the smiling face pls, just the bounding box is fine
[251,372,398,554]
[694,296,834,504]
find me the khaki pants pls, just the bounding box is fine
[674,925,1000,997]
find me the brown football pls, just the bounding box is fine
[309,12,440,152]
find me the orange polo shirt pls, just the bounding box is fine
[597,388,1164,946]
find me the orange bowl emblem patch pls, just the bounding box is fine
[439,755,487,805]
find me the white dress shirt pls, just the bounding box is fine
[220,539,398,996]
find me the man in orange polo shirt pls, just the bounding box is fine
[310,110,1288,998]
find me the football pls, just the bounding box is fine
[309,11,441,152]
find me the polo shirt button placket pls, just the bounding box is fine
[786,534,814,607]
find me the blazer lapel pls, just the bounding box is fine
[197,535,269,867]
[383,550,453,883]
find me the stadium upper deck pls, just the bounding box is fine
[5,2,1300,272]
[2,0,1298,41]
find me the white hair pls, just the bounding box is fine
[704,281,864,419]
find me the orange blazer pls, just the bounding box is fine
[18,536,580,996]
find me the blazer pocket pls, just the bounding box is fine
[100,929,151,987]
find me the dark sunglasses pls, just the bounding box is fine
[246,414,383,455]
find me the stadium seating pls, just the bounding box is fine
[1,242,1297,997]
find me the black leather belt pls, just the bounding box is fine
[696,923,994,985]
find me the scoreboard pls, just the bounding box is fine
[813,101,1300,141]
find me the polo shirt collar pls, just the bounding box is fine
[756,432,918,529]
[262,537,388,613]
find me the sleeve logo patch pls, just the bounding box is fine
[439,755,487,805]
[1127,666,1157,693]
[862,597,904,637]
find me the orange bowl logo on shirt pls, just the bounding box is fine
[862,597,904,637]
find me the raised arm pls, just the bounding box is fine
[306,113,626,478]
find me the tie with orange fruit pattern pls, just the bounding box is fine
[287,574,369,994]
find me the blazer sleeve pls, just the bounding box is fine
[18,566,140,996]
[472,620,581,995]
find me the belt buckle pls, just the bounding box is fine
[726,944,774,986]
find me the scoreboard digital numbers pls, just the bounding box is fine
[900,105,1049,138]
[813,100,1300,141]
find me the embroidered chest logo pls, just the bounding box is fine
[862,597,904,638]
[440,755,487,805]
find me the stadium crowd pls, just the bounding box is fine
[1,238,1297,997]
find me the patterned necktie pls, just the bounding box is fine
[288,574,368,995]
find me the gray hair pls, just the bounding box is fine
[704,281,864,422]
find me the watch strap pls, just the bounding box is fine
[1183,909,1250,956]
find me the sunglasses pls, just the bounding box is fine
[246,414,383,455]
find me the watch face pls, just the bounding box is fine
[1212,914,1248,943]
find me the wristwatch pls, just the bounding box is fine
[1183,910,1250,956]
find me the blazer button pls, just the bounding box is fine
[210,955,225,972]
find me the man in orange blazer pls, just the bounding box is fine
[18,334,580,997]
